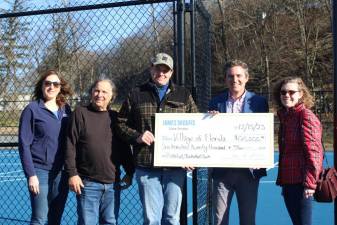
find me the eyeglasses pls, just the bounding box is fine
[280,90,299,96]
[44,80,61,88]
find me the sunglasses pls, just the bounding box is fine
[280,90,299,96]
[44,80,61,88]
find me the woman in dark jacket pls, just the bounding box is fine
[273,77,323,225]
[18,70,73,225]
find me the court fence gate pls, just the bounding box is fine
[0,0,212,224]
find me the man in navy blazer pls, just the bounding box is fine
[208,60,268,225]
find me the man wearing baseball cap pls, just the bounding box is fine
[117,52,198,225]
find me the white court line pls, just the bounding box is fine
[261,162,278,184]
[261,180,276,184]
[0,175,25,178]
[188,162,279,180]
[266,162,279,171]
[0,170,23,175]
[0,163,22,166]
[187,204,206,218]
[187,171,192,178]
[0,154,19,157]
[0,178,25,183]
[187,161,280,218]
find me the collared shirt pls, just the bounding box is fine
[226,91,257,176]
[226,91,246,113]
[156,84,169,102]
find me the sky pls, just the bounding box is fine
[0,0,173,48]
[0,0,180,11]
[0,0,173,78]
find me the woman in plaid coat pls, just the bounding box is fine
[273,77,323,225]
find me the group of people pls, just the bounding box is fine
[208,60,323,225]
[18,53,323,225]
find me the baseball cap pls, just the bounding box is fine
[151,53,173,70]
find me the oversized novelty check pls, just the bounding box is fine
[154,113,274,168]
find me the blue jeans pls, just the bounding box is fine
[212,168,259,225]
[282,184,312,225]
[136,167,186,225]
[77,179,116,225]
[30,168,68,225]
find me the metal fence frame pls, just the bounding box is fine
[1,1,335,225]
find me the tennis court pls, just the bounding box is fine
[246,152,333,225]
[0,150,334,225]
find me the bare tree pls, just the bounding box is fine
[0,0,31,100]
[150,4,160,54]
[36,4,92,98]
[202,0,332,108]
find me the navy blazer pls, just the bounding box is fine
[208,90,269,179]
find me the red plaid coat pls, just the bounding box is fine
[276,103,323,189]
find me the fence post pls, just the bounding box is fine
[176,1,187,225]
[186,0,198,224]
[177,0,185,86]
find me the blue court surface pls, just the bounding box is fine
[0,150,334,225]
[229,152,334,225]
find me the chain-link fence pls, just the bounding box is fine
[189,1,212,225]
[2,1,334,225]
[0,0,215,224]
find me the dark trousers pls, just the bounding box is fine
[282,184,312,225]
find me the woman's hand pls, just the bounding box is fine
[303,188,315,198]
[28,175,40,195]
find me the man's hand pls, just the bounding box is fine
[136,130,155,146]
[28,175,39,195]
[207,110,220,115]
[183,166,195,171]
[69,175,84,195]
